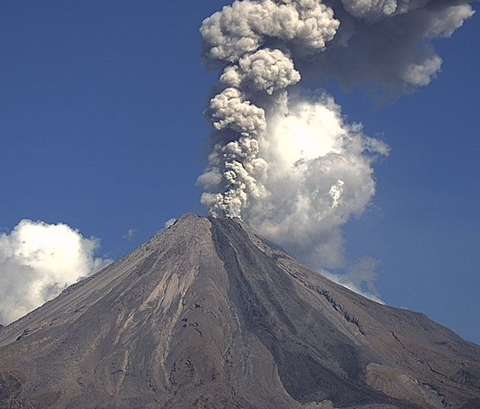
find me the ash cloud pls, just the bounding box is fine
[303,1,475,90]
[200,0,339,62]
[0,220,110,324]
[198,0,474,291]
[221,49,301,95]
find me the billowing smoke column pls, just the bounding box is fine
[198,0,474,277]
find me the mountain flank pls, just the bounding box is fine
[0,215,479,409]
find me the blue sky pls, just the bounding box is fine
[1,2,479,342]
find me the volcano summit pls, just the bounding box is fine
[0,215,479,409]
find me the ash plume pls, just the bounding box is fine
[198,0,474,274]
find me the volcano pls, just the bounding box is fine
[0,215,479,409]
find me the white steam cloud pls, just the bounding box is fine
[0,220,110,325]
[245,93,389,270]
[198,0,474,291]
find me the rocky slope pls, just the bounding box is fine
[0,215,479,409]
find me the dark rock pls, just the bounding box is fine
[451,368,480,388]
[459,398,480,409]
[0,215,478,409]
[0,374,21,401]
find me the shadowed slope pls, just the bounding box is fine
[0,215,479,409]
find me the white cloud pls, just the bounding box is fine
[0,220,110,325]
[246,92,388,270]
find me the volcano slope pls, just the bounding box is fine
[0,215,479,409]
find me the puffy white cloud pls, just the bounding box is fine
[221,49,301,95]
[245,93,389,270]
[0,220,110,324]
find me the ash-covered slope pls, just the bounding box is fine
[0,215,479,409]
